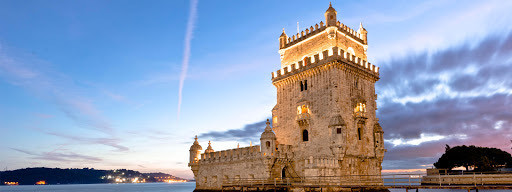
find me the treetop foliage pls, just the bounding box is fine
[434,145,512,171]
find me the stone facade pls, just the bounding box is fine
[189,4,386,191]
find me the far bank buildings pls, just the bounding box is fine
[189,4,386,190]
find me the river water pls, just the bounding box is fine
[0,182,508,192]
[0,182,195,192]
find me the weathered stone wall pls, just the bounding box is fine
[272,47,382,178]
[194,146,270,190]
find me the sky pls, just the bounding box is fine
[1,0,512,179]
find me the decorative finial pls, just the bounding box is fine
[282,28,285,33]
[194,135,198,141]
[329,2,332,7]
[250,141,252,147]
[208,140,211,145]
[237,143,240,148]
[266,119,270,126]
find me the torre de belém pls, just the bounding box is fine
[189,4,386,191]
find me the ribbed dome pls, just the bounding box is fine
[260,119,276,140]
[189,136,203,151]
[205,141,214,153]
[280,28,287,37]
[329,115,346,127]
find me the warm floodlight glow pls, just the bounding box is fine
[354,103,366,113]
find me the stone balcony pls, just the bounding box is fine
[296,113,310,126]
[354,111,366,119]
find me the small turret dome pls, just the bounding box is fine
[358,22,367,32]
[189,135,203,151]
[280,28,287,37]
[326,2,336,13]
[205,141,214,153]
[260,119,276,139]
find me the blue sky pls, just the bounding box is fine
[1,0,512,179]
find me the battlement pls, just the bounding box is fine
[271,46,379,82]
[199,145,262,164]
[281,21,365,50]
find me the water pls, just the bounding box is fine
[0,182,195,192]
[0,183,509,192]
[388,189,507,192]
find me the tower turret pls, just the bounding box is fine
[324,2,337,27]
[205,141,214,153]
[189,135,202,163]
[358,22,368,44]
[260,119,276,156]
[279,29,288,49]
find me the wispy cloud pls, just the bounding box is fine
[0,47,112,134]
[177,0,199,120]
[199,118,270,142]
[46,131,129,152]
[11,148,102,162]
[378,31,512,170]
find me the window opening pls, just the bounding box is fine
[305,80,308,90]
[300,81,304,91]
[302,130,309,141]
[337,128,342,134]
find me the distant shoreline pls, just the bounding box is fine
[0,167,190,186]
[1,181,193,186]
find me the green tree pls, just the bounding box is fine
[434,145,512,171]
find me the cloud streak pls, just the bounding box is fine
[11,148,102,162]
[199,118,270,142]
[46,131,129,152]
[177,0,199,120]
[0,48,112,134]
[377,31,512,170]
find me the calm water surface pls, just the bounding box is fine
[0,183,508,192]
[0,182,195,192]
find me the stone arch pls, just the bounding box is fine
[347,47,355,56]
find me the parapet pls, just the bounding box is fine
[281,20,365,50]
[199,145,262,164]
[271,46,379,83]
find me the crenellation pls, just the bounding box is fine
[281,21,365,51]
[198,145,262,164]
[272,46,379,83]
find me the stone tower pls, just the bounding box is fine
[260,119,277,156]
[188,136,202,178]
[271,4,385,178]
[188,4,386,190]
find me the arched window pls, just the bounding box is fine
[300,81,304,91]
[304,80,308,90]
[282,167,287,178]
[357,128,362,140]
[347,47,356,56]
[302,130,309,141]
[266,141,271,149]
